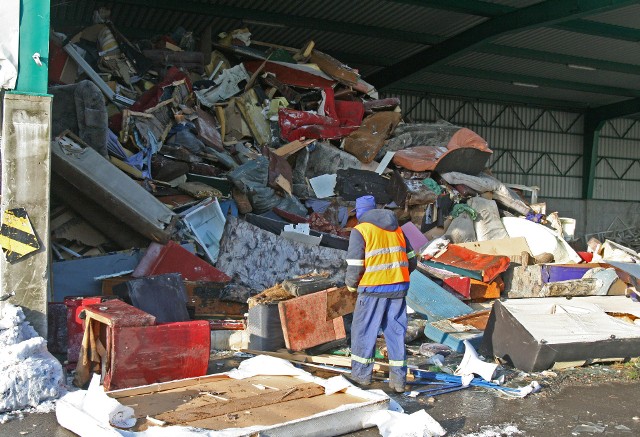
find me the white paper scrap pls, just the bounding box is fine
[309,174,337,199]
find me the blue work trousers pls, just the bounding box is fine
[350,294,407,385]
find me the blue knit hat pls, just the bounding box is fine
[355,195,376,220]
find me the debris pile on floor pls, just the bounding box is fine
[2,7,640,436]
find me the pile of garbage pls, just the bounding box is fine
[44,6,640,371]
[4,7,640,435]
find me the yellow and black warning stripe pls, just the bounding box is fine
[0,208,40,263]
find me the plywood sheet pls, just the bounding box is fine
[279,290,346,351]
[115,375,369,431]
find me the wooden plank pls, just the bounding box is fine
[273,139,315,158]
[83,300,156,328]
[278,290,346,351]
[309,50,359,85]
[242,349,390,373]
[275,174,292,195]
[108,374,230,399]
[155,382,324,425]
[326,286,357,320]
[449,310,491,330]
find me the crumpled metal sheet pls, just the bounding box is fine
[216,217,346,290]
[195,64,250,106]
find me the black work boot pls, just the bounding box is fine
[345,373,372,388]
[388,376,406,393]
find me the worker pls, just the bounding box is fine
[345,195,417,393]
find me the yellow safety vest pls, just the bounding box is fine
[355,222,410,286]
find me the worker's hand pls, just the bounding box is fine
[347,286,357,292]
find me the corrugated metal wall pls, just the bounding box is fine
[594,119,640,201]
[385,93,640,201]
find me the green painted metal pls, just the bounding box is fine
[557,20,640,42]
[587,98,640,122]
[478,44,640,76]
[366,0,638,89]
[467,124,584,136]
[429,65,640,98]
[583,113,604,199]
[388,0,513,17]
[492,148,583,158]
[403,98,584,133]
[491,150,582,177]
[6,91,51,97]
[387,83,588,111]
[495,171,582,178]
[15,0,51,94]
[105,0,443,45]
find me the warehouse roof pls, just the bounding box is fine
[51,0,640,116]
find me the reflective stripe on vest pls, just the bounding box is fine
[355,222,410,287]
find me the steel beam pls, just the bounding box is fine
[387,0,513,17]
[557,20,640,42]
[429,65,640,98]
[385,83,588,111]
[98,0,443,45]
[366,0,638,89]
[15,0,51,94]
[478,44,640,76]
[583,113,604,199]
[581,95,640,199]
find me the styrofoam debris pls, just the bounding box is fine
[323,375,351,395]
[225,354,309,379]
[363,409,447,437]
[83,374,136,429]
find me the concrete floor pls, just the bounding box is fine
[2,379,639,436]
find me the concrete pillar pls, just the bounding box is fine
[0,93,52,336]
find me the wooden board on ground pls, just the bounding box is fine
[113,375,371,431]
[278,289,346,351]
[242,349,391,373]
